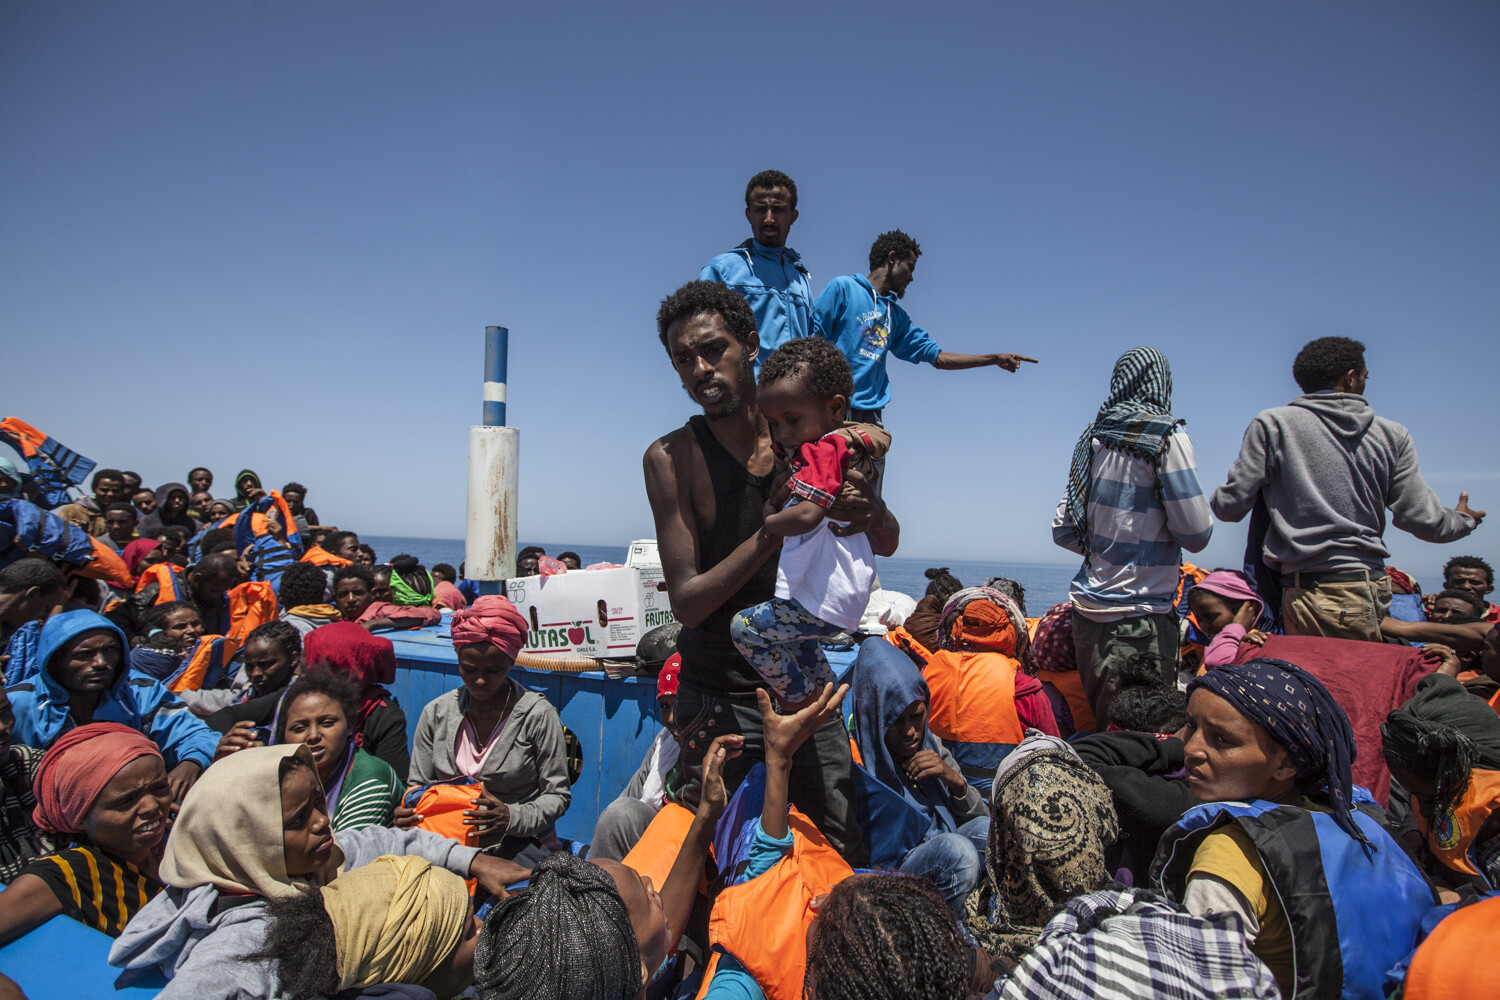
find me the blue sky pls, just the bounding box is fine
[3,2,1496,585]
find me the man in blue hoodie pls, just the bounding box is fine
[1212,336,1485,642]
[813,229,1036,433]
[4,610,219,801]
[699,169,813,369]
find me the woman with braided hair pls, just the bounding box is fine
[1152,657,1434,1000]
[1382,665,1500,889]
[805,874,993,1000]
[473,729,746,1000]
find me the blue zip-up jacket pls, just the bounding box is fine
[812,274,942,410]
[700,239,813,366]
[4,610,219,768]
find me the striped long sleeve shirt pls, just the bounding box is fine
[1052,432,1213,620]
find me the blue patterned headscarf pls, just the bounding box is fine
[1189,657,1367,845]
[1064,347,1184,553]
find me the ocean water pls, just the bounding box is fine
[363,536,1077,614]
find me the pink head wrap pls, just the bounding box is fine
[121,538,161,578]
[1191,570,1265,622]
[32,722,164,834]
[304,622,398,689]
[448,595,529,660]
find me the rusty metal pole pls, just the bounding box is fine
[465,326,518,595]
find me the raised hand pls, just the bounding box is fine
[1457,492,1486,526]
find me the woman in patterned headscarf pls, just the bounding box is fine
[963,733,1120,963]
[1157,657,1433,999]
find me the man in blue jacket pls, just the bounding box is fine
[813,230,1036,431]
[699,170,813,369]
[4,610,218,802]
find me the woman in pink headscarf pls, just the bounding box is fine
[401,595,570,865]
[0,723,172,943]
[1186,570,1270,669]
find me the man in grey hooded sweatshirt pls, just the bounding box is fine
[1212,337,1485,642]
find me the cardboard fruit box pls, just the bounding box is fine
[505,563,674,659]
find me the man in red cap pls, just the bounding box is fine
[588,654,684,861]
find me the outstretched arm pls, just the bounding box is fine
[933,352,1038,372]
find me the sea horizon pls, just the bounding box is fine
[363,535,1083,614]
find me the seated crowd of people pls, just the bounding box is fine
[0,248,1496,999]
[0,455,1497,1000]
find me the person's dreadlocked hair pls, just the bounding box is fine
[1383,713,1478,817]
[1292,336,1365,393]
[473,852,642,1000]
[867,230,922,272]
[757,336,854,407]
[804,874,972,1000]
[656,279,758,350]
[278,561,331,610]
[1444,555,1494,589]
[923,568,962,604]
[255,889,339,1000]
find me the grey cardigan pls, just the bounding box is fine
[408,681,571,840]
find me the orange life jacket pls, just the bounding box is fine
[1489,688,1500,715]
[227,580,278,641]
[1403,895,1500,1000]
[1412,769,1500,878]
[403,780,482,892]
[921,648,1025,746]
[621,803,696,890]
[408,783,481,848]
[301,545,352,568]
[135,563,188,603]
[884,626,933,664]
[164,582,279,693]
[0,417,48,456]
[77,536,132,588]
[1036,668,1096,734]
[702,808,854,1000]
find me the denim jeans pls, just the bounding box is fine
[898,815,991,915]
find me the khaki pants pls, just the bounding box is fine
[1282,573,1392,643]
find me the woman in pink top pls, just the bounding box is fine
[403,596,570,865]
[1187,571,1270,669]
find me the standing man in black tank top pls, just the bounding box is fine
[644,281,899,864]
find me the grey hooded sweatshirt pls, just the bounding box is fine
[1211,392,1475,575]
[108,825,478,1000]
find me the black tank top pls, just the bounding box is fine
[675,415,779,697]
